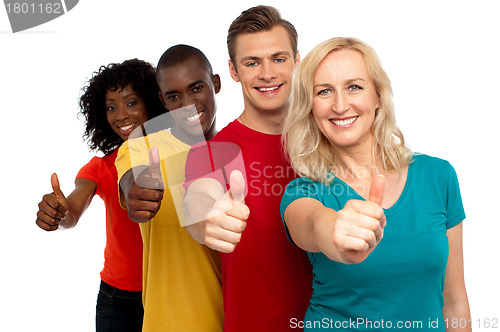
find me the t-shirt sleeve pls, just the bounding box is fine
[183,141,245,193]
[115,137,151,181]
[76,157,101,196]
[445,162,466,229]
[280,177,323,245]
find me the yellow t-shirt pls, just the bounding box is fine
[116,130,223,332]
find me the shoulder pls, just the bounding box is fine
[122,129,177,153]
[211,120,239,142]
[79,155,103,171]
[141,129,174,146]
[411,153,459,188]
[412,153,454,172]
[284,176,327,199]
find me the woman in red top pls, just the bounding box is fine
[35,59,166,331]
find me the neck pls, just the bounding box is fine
[204,123,217,141]
[239,107,287,135]
[171,119,217,146]
[331,138,381,180]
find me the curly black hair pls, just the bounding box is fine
[79,59,166,155]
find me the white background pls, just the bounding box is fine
[1,0,499,331]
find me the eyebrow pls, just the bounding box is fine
[239,51,292,64]
[313,78,367,89]
[164,80,204,96]
[105,92,138,102]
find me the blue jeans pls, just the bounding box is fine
[96,280,143,332]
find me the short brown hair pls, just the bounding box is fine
[227,5,298,67]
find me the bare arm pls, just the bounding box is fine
[183,178,224,243]
[183,171,249,253]
[36,173,96,231]
[283,197,384,264]
[283,175,386,264]
[119,147,164,223]
[443,223,471,331]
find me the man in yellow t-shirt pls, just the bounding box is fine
[115,45,223,331]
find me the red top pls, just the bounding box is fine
[185,120,312,331]
[77,149,143,292]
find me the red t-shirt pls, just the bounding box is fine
[185,120,312,331]
[77,149,143,292]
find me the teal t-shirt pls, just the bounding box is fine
[280,154,465,331]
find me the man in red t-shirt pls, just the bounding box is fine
[183,5,312,331]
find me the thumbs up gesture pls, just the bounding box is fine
[332,175,386,264]
[126,146,164,223]
[203,170,250,253]
[36,173,69,231]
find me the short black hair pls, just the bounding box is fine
[156,44,213,85]
[78,59,165,155]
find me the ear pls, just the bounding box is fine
[228,60,240,83]
[212,74,221,94]
[295,50,301,65]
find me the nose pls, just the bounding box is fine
[332,92,349,115]
[258,61,277,81]
[116,105,129,121]
[180,94,196,108]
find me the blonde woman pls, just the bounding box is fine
[281,37,470,331]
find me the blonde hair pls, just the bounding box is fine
[282,37,412,184]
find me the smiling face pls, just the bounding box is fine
[105,84,149,141]
[157,57,220,142]
[312,49,380,151]
[229,25,298,116]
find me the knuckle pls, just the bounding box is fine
[226,244,236,253]
[233,233,242,244]
[204,236,215,248]
[332,232,343,247]
[365,230,375,243]
[345,199,355,207]
[353,241,367,252]
[242,206,250,220]
[367,219,380,231]
[235,222,246,234]
[205,227,217,238]
[336,209,348,220]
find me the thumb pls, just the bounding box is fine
[229,170,246,203]
[368,174,385,206]
[149,146,162,181]
[51,173,66,200]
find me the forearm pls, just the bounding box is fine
[59,180,96,229]
[183,191,217,244]
[310,208,343,261]
[285,200,340,258]
[183,178,225,244]
[119,168,140,209]
[58,208,78,229]
[443,224,470,331]
[443,301,471,331]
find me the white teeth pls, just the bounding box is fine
[120,124,134,131]
[332,117,357,126]
[186,111,203,121]
[258,86,279,92]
